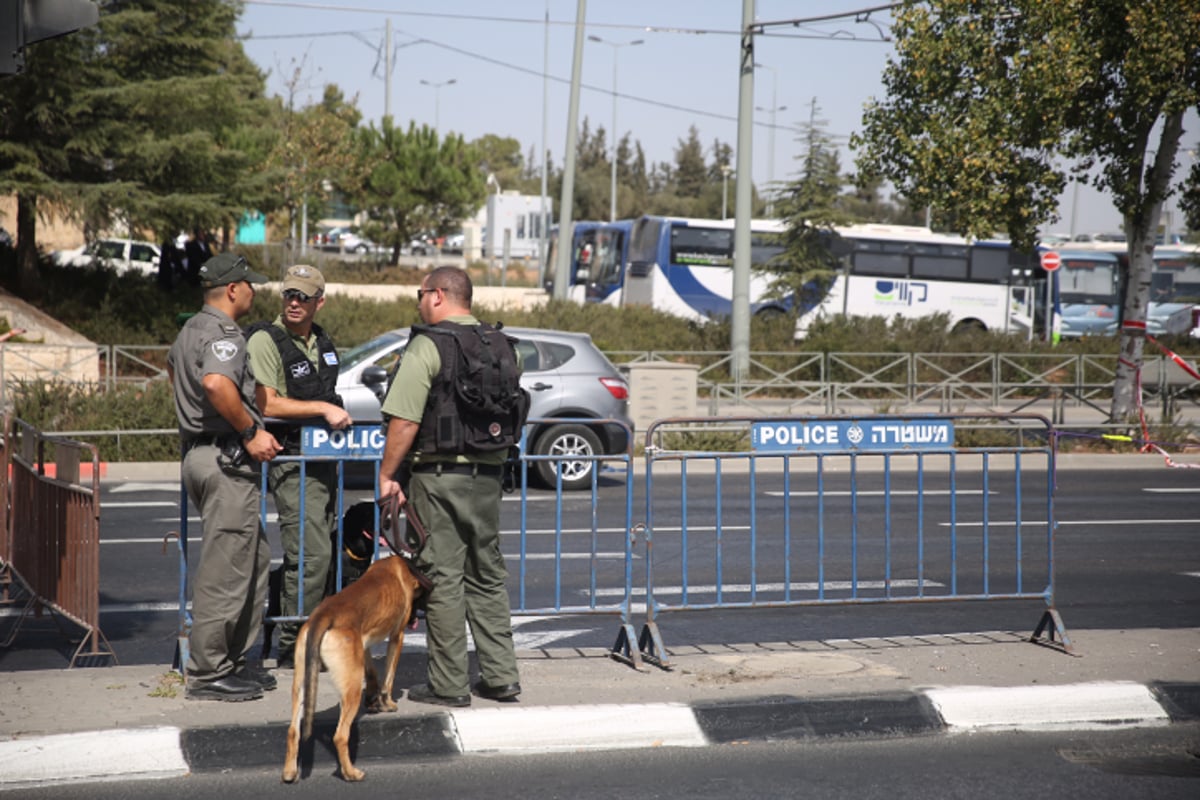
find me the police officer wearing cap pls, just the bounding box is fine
[168,252,284,702]
[246,265,351,668]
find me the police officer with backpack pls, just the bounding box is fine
[377,266,527,707]
[246,264,351,669]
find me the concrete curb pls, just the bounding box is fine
[2,681,1196,788]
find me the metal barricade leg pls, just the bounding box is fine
[1030,607,1074,654]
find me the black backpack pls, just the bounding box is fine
[407,321,532,455]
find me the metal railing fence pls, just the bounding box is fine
[626,413,1069,669]
[3,344,1192,408]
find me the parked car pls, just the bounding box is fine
[444,232,465,252]
[337,326,633,490]
[53,238,160,276]
[405,234,434,255]
[319,227,380,255]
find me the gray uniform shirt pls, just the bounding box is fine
[167,305,263,438]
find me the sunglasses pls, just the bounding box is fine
[282,289,317,303]
[416,287,441,301]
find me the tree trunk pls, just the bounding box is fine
[1110,221,1153,422]
[1109,111,1185,423]
[16,193,40,299]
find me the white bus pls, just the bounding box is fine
[621,215,791,321]
[793,224,1046,340]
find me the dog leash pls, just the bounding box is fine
[378,493,434,593]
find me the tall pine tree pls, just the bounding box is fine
[0,1,274,294]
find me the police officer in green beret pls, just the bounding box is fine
[246,264,351,668]
[168,252,283,702]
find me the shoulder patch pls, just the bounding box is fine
[323,351,339,366]
[212,339,240,362]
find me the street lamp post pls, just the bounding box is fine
[753,62,786,218]
[419,78,456,130]
[720,164,733,220]
[587,35,642,222]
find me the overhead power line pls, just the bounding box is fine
[236,6,888,140]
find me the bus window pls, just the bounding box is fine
[970,247,1011,282]
[912,253,969,280]
[750,233,786,267]
[671,227,733,266]
[592,229,624,286]
[1151,271,1176,301]
[1060,260,1119,303]
[853,250,908,276]
[575,231,596,277]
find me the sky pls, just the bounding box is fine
[235,1,1195,238]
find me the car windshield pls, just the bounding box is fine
[339,331,407,371]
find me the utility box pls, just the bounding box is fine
[620,361,699,434]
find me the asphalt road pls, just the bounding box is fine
[1,464,1197,670]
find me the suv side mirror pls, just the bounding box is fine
[362,365,389,400]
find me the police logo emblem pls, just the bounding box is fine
[846,424,865,445]
[289,361,312,379]
[212,340,239,361]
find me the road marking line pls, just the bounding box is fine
[104,501,178,508]
[938,519,1200,527]
[593,579,945,598]
[511,552,629,560]
[108,482,182,493]
[767,489,990,497]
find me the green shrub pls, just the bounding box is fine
[9,379,178,461]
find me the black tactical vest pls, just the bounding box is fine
[247,321,343,421]
[410,321,530,455]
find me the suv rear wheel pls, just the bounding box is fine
[533,424,601,491]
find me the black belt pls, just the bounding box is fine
[183,433,234,454]
[411,462,503,477]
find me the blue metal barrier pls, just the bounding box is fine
[174,418,639,673]
[627,413,1070,670]
[172,441,383,675]
[511,418,639,661]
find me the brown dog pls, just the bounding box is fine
[281,554,423,783]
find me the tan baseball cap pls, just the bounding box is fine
[281,264,325,297]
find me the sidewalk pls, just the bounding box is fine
[2,627,1198,788]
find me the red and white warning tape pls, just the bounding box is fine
[1114,333,1200,469]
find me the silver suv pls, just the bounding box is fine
[337,326,633,489]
